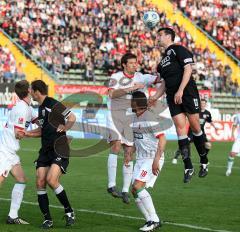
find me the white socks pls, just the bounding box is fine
[227,156,234,171]
[137,189,159,222]
[122,161,133,193]
[54,185,64,194]
[135,197,151,221]
[8,183,26,219]
[108,154,118,188]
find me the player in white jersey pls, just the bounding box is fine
[131,91,168,232]
[0,80,37,224]
[226,113,240,176]
[107,53,159,203]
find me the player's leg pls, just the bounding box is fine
[172,149,181,164]
[36,166,53,229]
[132,180,160,231]
[121,144,134,204]
[172,113,194,183]
[132,159,162,231]
[205,140,211,156]
[187,113,208,177]
[46,163,74,226]
[0,175,5,186]
[7,164,29,224]
[226,140,240,176]
[107,140,122,197]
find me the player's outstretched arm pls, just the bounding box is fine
[109,83,145,99]
[152,134,166,176]
[148,80,166,106]
[25,127,42,138]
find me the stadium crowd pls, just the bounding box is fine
[0,0,238,93]
[0,45,25,83]
[176,0,240,60]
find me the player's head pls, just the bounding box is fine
[201,98,207,110]
[15,80,30,100]
[31,80,48,101]
[121,53,138,74]
[131,91,148,114]
[158,27,175,47]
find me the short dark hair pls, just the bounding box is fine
[158,27,175,41]
[121,53,137,69]
[31,80,48,95]
[201,98,207,103]
[132,91,147,109]
[15,80,29,99]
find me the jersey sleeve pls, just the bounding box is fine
[174,45,194,67]
[142,74,159,86]
[108,73,120,90]
[14,107,28,130]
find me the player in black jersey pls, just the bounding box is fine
[172,99,217,164]
[26,80,76,229]
[150,27,209,183]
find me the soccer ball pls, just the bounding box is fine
[143,11,160,29]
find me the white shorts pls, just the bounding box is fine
[0,149,20,178]
[231,138,240,153]
[132,156,164,188]
[106,111,134,146]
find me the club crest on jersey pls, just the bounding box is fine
[18,117,24,124]
[167,50,172,56]
[42,109,45,117]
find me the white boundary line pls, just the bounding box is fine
[0,198,233,232]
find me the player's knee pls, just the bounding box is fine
[36,178,46,189]
[46,176,59,189]
[229,152,237,158]
[205,142,211,150]
[15,175,27,183]
[111,143,121,154]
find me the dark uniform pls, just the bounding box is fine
[35,97,71,173]
[188,109,212,142]
[157,44,200,117]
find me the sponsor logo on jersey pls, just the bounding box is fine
[18,117,24,124]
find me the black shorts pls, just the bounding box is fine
[167,94,200,117]
[35,148,69,174]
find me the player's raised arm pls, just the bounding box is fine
[152,134,166,176]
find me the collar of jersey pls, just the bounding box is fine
[22,99,30,106]
[123,72,134,79]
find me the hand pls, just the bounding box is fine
[174,89,183,104]
[152,158,160,176]
[16,130,25,140]
[57,124,66,132]
[133,82,145,90]
[124,154,131,167]
[148,96,157,107]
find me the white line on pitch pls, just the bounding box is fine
[0,198,233,232]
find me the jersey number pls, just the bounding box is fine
[141,170,147,177]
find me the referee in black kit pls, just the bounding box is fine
[149,27,208,183]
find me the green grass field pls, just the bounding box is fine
[0,139,239,232]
